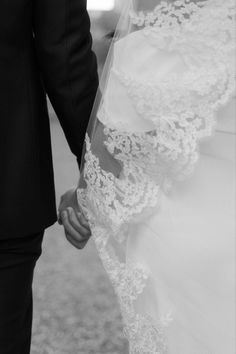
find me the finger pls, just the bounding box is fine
[57,213,63,225]
[76,210,90,229]
[65,232,88,250]
[65,232,88,249]
[58,204,64,217]
[61,210,85,242]
[67,208,91,238]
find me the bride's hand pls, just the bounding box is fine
[58,188,91,249]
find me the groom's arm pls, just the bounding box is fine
[32,0,98,165]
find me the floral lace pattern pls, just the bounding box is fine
[129,0,235,32]
[129,0,235,90]
[75,196,170,352]
[78,1,236,353]
[109,0,235,181]
[80,134,160,232]
[125,313,171,354]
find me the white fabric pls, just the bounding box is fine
[78,0,236,352]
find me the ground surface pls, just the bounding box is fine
[32,118,128,354]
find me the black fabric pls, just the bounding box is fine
[0,0,98,238]
[0,231,44,354]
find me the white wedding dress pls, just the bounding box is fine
[78,0,236,352]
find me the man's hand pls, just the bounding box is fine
[58,188,91,249]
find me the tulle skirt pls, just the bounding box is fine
[126,128,235,353]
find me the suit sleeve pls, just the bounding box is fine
[32,0,98,166]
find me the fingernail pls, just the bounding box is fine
[62,211,67,218]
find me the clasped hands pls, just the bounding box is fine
[58,188,91,249]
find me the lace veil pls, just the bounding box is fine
[77,0,235,352]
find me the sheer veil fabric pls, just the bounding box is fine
[77,0,236,352]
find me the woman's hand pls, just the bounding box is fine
[58,188,91,249]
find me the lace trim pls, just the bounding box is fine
[125,313,171,354]
[130,0,206,26]
[129,0,234,29]
[105,0,235,182]
[129,0,235,68]
[109,0,235,179]
[104,125,197,183]
[76,1,236,352]
[80,134,160,232]
[75,194,171,353]
[92,222,171,353]
[109,65,234,179]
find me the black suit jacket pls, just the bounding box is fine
[0,0,98,238]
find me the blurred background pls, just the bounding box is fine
[32,2,129,354]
